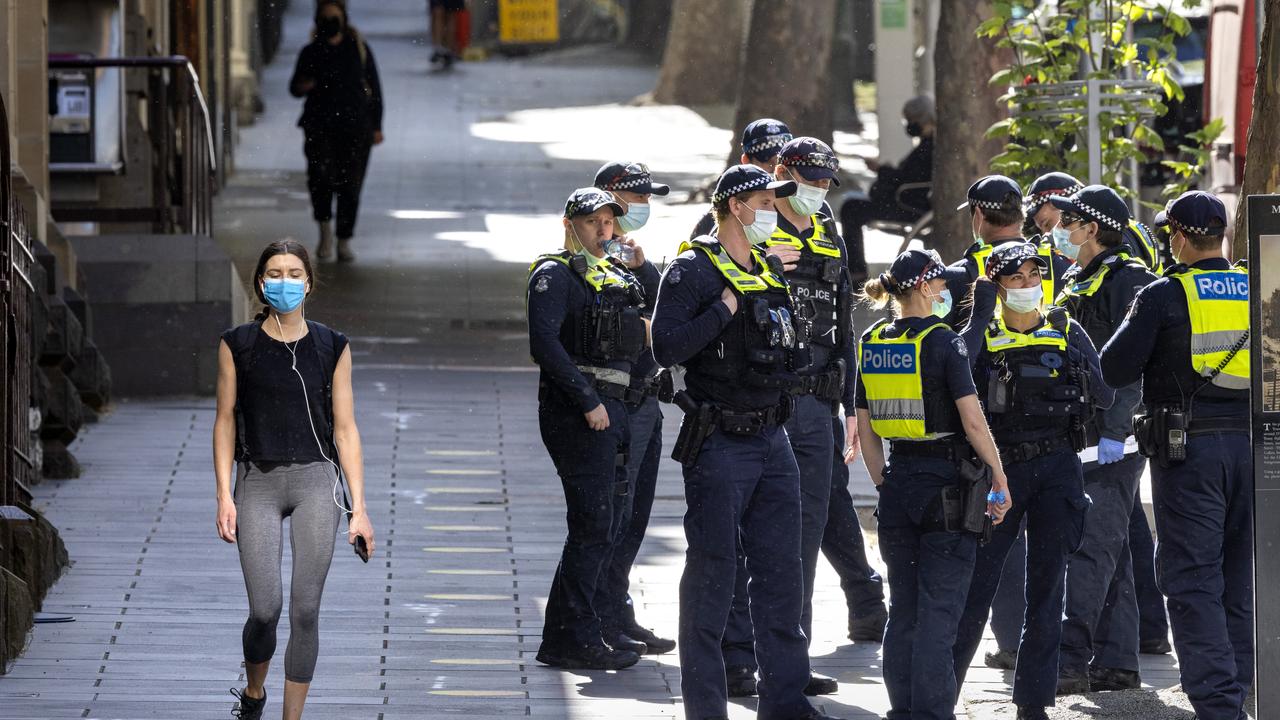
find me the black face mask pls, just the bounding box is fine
[318,16,343,39]
[905,121,925,138]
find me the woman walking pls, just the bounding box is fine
[214,240,375,719]
[289,0,384,263]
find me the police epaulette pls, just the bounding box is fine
[1163,263,1190,277]
[862,317,891,339]
[678,236,721,255]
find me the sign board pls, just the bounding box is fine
[1249,193,1280,720]
[880,0,908,29]
[499,0,559,44]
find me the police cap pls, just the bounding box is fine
[1025,172,1084,215]
[779,137,841,187]
[564,187,624,219]
[593,161,670,197]
[986,241,1049,278]
[957,175,1022,212]
[1154,190,1227,236]
[741,118,793,160]
[878,248,946,294]
[1048,185,1130,231]
[712,164,796,205]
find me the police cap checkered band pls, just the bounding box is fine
[741,118,794,155]
[593,161,670,196]
[743,133,792,154]
[712,175,770,204]
[1025,184,1083,210]
[782,151,839,172]
[564,188,623,218]
[712,165,796,204]
[986,241,1049,278]
[884,248,945,292]
[1048,185,1129,231]
[1154,191,1227,236]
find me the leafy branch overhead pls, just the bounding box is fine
[978,0,1221,200]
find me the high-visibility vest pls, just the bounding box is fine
[1170,265,1249,390]
[765,214,841,257]
[857,319,951,440]
[1125,220,1164,275]
[1053,250,1144,306]
[983,313,1068,353]
[529,250,633,292]
[678,239,787,293]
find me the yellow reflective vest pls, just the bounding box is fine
[857,319,951,440]
[1170,265,1249,390]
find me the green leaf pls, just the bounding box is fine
[985,119,1014,139]
[989,68,1020,87]
[976,16,1007,38]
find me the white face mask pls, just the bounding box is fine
[616,202,650,233]
[738,204,778,244]
[788,175,828,216]
[1002,284,1043,313]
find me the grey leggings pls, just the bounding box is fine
[235,461,342,683]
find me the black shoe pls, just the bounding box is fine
[1139,637,1172,655]
[625,624,676,654]
[535,643,640,670]
[230,687,266,720]
[725,664,757,697]
[604,631,648,656]
[1056,671,1090,695]
[1089,666,1141,691]
[984,648,1018,670]
[804,672,839,695]
[848,607,888,642]
[1016,705,1049,720]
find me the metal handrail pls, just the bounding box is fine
[48,55,217,236]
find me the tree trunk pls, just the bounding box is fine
[624,0,673,59]
[1232,0,1280,260]
[931,0,1010,260]
[653,0,750,106]
[725,0,839,168]
[830,0,861,132]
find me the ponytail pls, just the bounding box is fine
[859,272,902,315]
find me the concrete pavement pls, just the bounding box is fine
[2,0,1197,717]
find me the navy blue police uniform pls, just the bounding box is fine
[950,243,1111,715]
[1100,191,1251,720]
[856,249,983,720]
[1047,186,1158,691]
[588,162,678,656]
[652,165,830,720]
[528,188,648,670]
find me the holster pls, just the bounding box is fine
[959,458,994,544]
[671,391,717,466]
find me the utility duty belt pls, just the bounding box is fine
[670,391,792,466]
[577,365,646,404]
[889,438,973,463]
[1134,406,1248,468]
[796,359,846,402]
[997,435,1075,465]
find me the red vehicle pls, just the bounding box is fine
[1204,0,1260,207]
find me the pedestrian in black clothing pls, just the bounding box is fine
[840,95,935,277]
[290,0,384,263]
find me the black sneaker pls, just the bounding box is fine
[1056,671,1090,696]
[1016,705,1049,720]
[1139,637,1172,655]
[625,624,676,654]
[848,607,888,642]
[604,631,648,656]
[725,664,757,697]
[803,672,839,695]
[984,648,1018,670]
[1089,666,1141,691]
[230,687,266,720]
[535,643,640,670]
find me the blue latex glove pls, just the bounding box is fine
[1097,437,1126,465]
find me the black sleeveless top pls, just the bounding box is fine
[222,323,350,463]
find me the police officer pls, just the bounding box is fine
[589,161,678,656]
[716,137,853,696]
[944,176,1071,330]
[652,165,842,720]
[950,242,1112,720]
[1026,171,1164,274]
[1047,185,1158,693]
[1100,191,1251,720]
[856,248,1011,720]
[527,188,649,670]
[690,118,795,239]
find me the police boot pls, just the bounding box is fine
[603,631,647,656]
[317,221,334,260]
[847,606,888,642]
[804,672,839,695]
[1088,666,1141,691]
[1015,705,1049,720]
[625,624,676,654]
[1056,670,1090,695]
[1139,637,1172,655]
[984,648,1018,670]
[725,664,757,697]
[229,687,266,720]
[337,238,356,263]
[534,643,640,671]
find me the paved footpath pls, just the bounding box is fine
[3,0,1190,717]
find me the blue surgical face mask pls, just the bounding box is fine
[930,287,953,319]
[616,202,650,233]
[1052,226,1081,260]
[263,278,306,313]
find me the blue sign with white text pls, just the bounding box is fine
[862,344,916,374]
[1194,272,1248,301]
